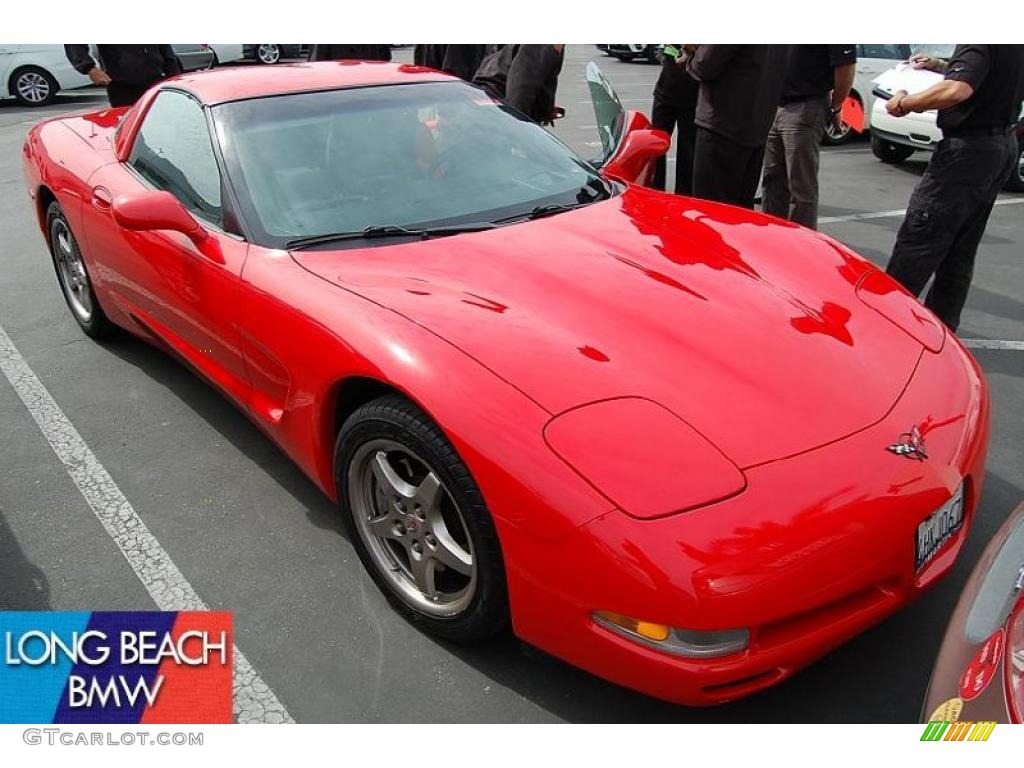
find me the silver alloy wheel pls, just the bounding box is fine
[349,439,476,617]
[16,71,51,103]
[1018,147,1024,183]
[256,44,281,64]
[825,119,852,143]
[51,219,92,323]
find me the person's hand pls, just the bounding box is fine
[909,53,943,72]
[886,89,910,117]
[88,67,111,86]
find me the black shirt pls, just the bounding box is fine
[780,44,856,102]
[939,44,1024,132]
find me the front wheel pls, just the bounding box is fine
[46,202,113,338]
[872,135,916,164]
[10,66,59,106]
[335,395,509,641]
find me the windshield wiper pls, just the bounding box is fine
[285,222,497,250]
[494,180,613,225]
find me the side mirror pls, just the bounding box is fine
[603,128,671,186]
[112,189,209,247]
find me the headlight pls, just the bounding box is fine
[544,397,746,519]
[594,610,750,658]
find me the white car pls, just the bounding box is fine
[825,44,913,144]
[0,44,91,106]
[208,44,245,66]
[869,45,1024,192]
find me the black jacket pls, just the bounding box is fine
[473,44,564,123]
[686,44,789,148]
[307,45,392,62]
[65,45,181,86]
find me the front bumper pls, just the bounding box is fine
[505,337,989,705]
[870,104,942,151]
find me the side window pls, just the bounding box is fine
[129,90,223,225]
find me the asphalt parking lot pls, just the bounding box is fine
[0,44,1021,723]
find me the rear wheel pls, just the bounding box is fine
[255,44,281,65]
[822,96,860,145]
[9,66,59,107]
[872,135,916,164]
[46,202,113,338]
[335,395,509,641]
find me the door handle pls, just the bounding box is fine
[91,186,112,211]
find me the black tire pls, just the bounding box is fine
[254,44,281,65]
[611,53,635,62]
[9,66,60,107]
[1004,141,1024,193]
[645,45,661,65]
[45,202,114,339]
[335,394,509,641]
[872,135,916,164]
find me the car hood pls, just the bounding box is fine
[292,188,924,467]
[873,65,942,96]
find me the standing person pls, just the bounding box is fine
[650,45,699,196]
[414,45,491,81]
[762,45,856,229]
[474,45,565,125]
[307,45,392,62]
[64,45,182,107]
[884,45,1024,331]
[685,44,789,208]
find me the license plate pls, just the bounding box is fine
[916,485,964,571]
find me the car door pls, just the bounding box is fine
[172,45,213,72]
[584,61,667,186]
[80,89,251,406]
[0,44,17,98]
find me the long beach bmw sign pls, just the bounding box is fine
[0,612,232,723]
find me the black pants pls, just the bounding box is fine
[106,82,151,107]
[692,127,765,209]
[651,97,697,196]
[886,131,1018,331]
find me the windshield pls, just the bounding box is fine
[213,81,609,247]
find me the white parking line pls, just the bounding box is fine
[0,322,293,724]
[960,339,1024,351]
[819,197,1024,224]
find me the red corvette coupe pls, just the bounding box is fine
[22,60,989,706]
